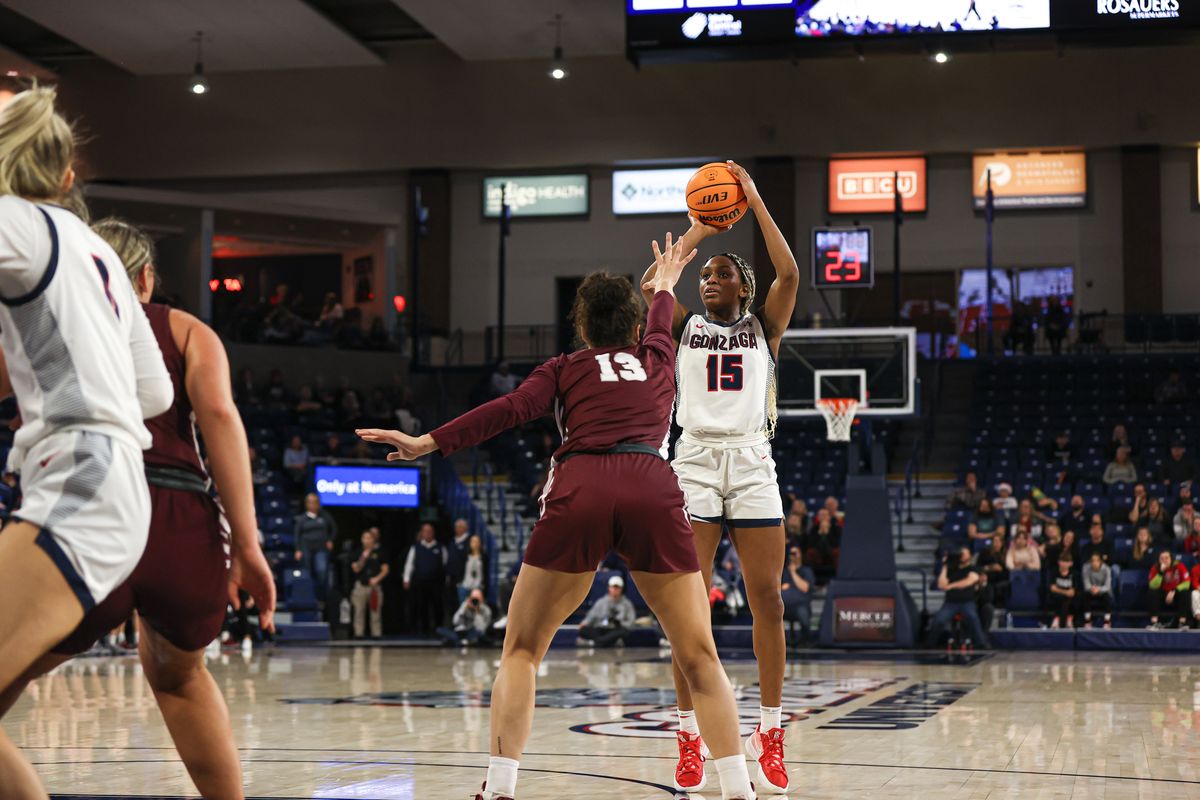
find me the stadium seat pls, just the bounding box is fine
[1008,571,1041,612]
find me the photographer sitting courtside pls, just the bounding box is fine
[925,547,991,649]
[438,588,493,647]
[578,575,636,648]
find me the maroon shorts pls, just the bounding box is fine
[53,485,230,655]
[524,453,700,574]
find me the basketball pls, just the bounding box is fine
[686,162,748,228]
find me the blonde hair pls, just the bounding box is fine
[712,251,778,438]
[91,217,156,285]
[0,85,75,203]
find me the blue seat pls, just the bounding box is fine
[1008,571,1042,612]
[1117,570,1149,611]
[285,576,317,611]
[264,514,290,533]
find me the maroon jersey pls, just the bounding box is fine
[432,291,677,459]
[141,303,205,477]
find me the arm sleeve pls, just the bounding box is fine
[1099,566,1112,595]
[430,359,560,456]
[452,602,469,628]
[1177,566,1191,591]
[1149,567,1163,589]
[618,599,636,627]
[639,291,677,363]
[127,300,174,420]
[403,548,416,583]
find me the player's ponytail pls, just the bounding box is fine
[0,85,76,204]
[572,271,641,349]
[93,217,157,288]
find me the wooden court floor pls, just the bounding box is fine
[9,645,1200,799]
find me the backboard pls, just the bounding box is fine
[776,327,917,418]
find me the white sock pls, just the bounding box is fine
[715,753,754,799]
[678,708,699,736]
[760,705,782,732]
[485,756,518,799]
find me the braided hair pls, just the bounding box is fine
[713,252,756,317]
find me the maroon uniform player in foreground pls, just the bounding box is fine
[358,235,756,800]
[0,220,275,800]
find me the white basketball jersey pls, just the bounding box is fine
[0,197,161,466]
[675,311,774,439]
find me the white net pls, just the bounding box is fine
[817,398,859,442]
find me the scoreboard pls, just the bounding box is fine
[627,1,1200,62]
[812,227,873,290]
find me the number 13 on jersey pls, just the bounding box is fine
[595,352,647,382]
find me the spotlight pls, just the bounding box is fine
[933,51,950,64]
[189,31,209,95]
[547,14,568,80]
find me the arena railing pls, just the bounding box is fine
[967,311,1200,355]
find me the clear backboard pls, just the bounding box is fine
[776,327,917,418]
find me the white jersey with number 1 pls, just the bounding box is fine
[674,311,773,439]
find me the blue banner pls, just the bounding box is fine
[313,465,420,508]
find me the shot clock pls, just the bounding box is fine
[811,227,873,290]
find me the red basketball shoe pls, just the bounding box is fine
[473,782,513,800]
[745,725,788,793]
[673,730,710,791]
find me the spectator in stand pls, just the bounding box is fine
[282,436,311,488]
[924,546,991,649]
[249,447,271,487]
[1147,550,1191,629]
[1173,499,1195,542]
[317,292,344,331]
[1155,371,1187,406]
[264,368,290,407]
[235,366,260,406]
[977,533,1009,629]
[1175,485,1195,515]
[1060,529,1079,566]
[350,527,389,639]
[367,317,393,349]
[1029,487,1060,523]
[578,575,636,648]
[1162,441,1197,489]
[992,483,1018,521]
[341,389,364,427]
[1039,524,1063,565]
[1190,558,1200,629]
[1043,295,1070,355]
[1122,527,1158,572]
[1010,499,1044,541]
[350,440,372,461]
[1079,552,1113,629]
[780,546,814,646]
[1005,530,1041,574]
[365,388,393,426]
[293,493,337,602]
[294,385,323,416]
[1059,495,1090,540]
[823,495,845,526]
[323,433,344,461]
[1103,446,1137,485]
[459,534,487,601]
[804,513,841,578]
[1185,516,1200,559]
[1045,431,1076,474]
[786,496,810,532]
[1079,521,1120,582]
[968,498,1005,545]
[784,513,805,552]
[945,471,986,512]
[403,523,447,636]
[438,588,493,647]
[1046,555,1078,629]
[490,361,521,398]
[1107,424,1135,460]
[445,518,471,602]
[1143,498,1171,548]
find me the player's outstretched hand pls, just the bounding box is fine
[645,231,699,296]
[228,540,277,633]
[356,429,437,461]
[726,160,762,210]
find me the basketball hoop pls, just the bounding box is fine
[817,398,859,442]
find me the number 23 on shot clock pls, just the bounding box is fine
[811,226,874,289]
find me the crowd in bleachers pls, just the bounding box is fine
[938,354,1200,631]
[221,284,403,350]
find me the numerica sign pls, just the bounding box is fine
[829,157,927,214]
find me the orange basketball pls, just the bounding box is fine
[686,162,748,228]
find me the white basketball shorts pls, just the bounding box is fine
[672,432,784,527]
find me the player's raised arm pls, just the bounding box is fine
[728,161,798,352]
[640,216,721,341]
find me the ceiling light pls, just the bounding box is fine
[548,14,568,80]
[933,51,950,64]
[189,31,209,95]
